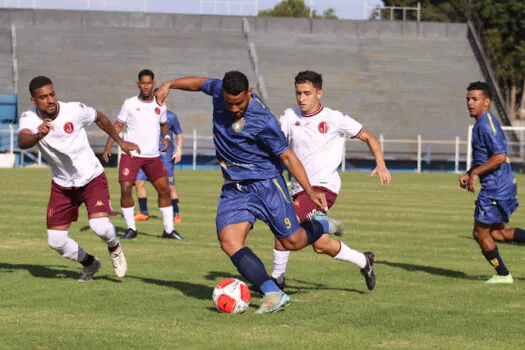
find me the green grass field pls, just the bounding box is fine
[1,168,525,349]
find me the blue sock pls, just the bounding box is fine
[172,198,179,215]
[301,220,325,245]
[260,279,281,294]
[138,197,148,215]
[513,228,525,243]
[230,247,273,291]
[482,248,510,276]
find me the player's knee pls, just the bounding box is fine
[89,217,117,245]
[47,230,76,259]
[279,236,302,251]
[490,229,505,242]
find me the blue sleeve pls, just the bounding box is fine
[481,123,506,156]
[168,111,182,134]
[200,79,222,97]
[258,115,289,156]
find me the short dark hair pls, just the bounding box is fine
[138,69,154,81]
[467,81,492,100]
[222,71,249,95]
[29,76,53,97]
[295,71,323,89]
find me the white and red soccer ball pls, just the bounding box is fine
[212,278,251,314]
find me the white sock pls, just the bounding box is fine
[47,229,81,261]
[271,249,291,282]
[160,206,174,233]
[89,217,118,247]
[334,242,367,268]
[121,207,136,230]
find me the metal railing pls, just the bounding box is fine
[365,1,421,22]
[1,127,477,173]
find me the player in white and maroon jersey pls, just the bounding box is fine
[103,69,183,240]
[17,76,139,281]
[271,71,391,291]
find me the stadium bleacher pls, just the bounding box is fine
[0,9,494,165]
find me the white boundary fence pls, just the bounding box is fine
[1,127,473,173]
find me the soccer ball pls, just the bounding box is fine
[212,278,251,314]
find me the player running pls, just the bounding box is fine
[103,69,182,240]
[271,70,391,291]
[156,71,351,314]
[134,109,184,225]
[18,76,137,281]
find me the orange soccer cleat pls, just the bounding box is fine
[134,212,150,221]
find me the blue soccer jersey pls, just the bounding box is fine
[471,111,516,199]
[201,78,288,181]
[161,110,182,157]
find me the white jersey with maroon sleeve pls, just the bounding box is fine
[17,101,104,188]
[280,106,364,196]
[117,96,167,158]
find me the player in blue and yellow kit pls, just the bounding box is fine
[156,71,349,313]
[460,81,525,284]
[134,110,184,230]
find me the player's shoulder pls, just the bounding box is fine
[20,107,39,121]
[61,101,89,110]
[321,106,345,119]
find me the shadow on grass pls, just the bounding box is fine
[79,225,166,239]
[128,275,212,300]
[378,260,525,281]
[204,270,366,295]
[0,263,121,282]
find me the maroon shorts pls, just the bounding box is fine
[119,154,167,184]
[292,186,338,221]
[47,173,111,228]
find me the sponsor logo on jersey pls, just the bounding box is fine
[136,108,140,111]
[155,107,161,115]
[95,201,104,207]
[122,168,130,176]
[79,103,85,109]
[318,121,329,134]
[232,118,245,133]
[47,208,53,218]
[294,121,301,127]
[63,122,74,134]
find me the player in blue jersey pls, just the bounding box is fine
[156,71,349,313]
[134,110,184,228]
[460,81,525,284]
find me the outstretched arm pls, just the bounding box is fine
[155,77,210,105]
[99,112,140,162]
[357,130,391,185]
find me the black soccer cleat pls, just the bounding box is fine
[360,252,376,291]
[162,230,184,240]
[122,228,138,240]
[273,276,285,291]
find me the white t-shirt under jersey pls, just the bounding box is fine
[18,101,104,188]
[280,106,364,196]
[117,96,167,158]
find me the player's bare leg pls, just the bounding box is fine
[488,222,525,243]
[134,180,149,221]
[474,221,513,284]
[152,176,182,239]
[120,181,138,239]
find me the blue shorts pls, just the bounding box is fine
[474,196,519,225]
[216,176,300,238]
[136,153,175,185]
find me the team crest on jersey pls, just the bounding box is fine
[232,118,245,133]
[155,107,161,115]
[63,122,74,134]
[122,168,130,176]
[318,121,329,134]
[294,121,301,127]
